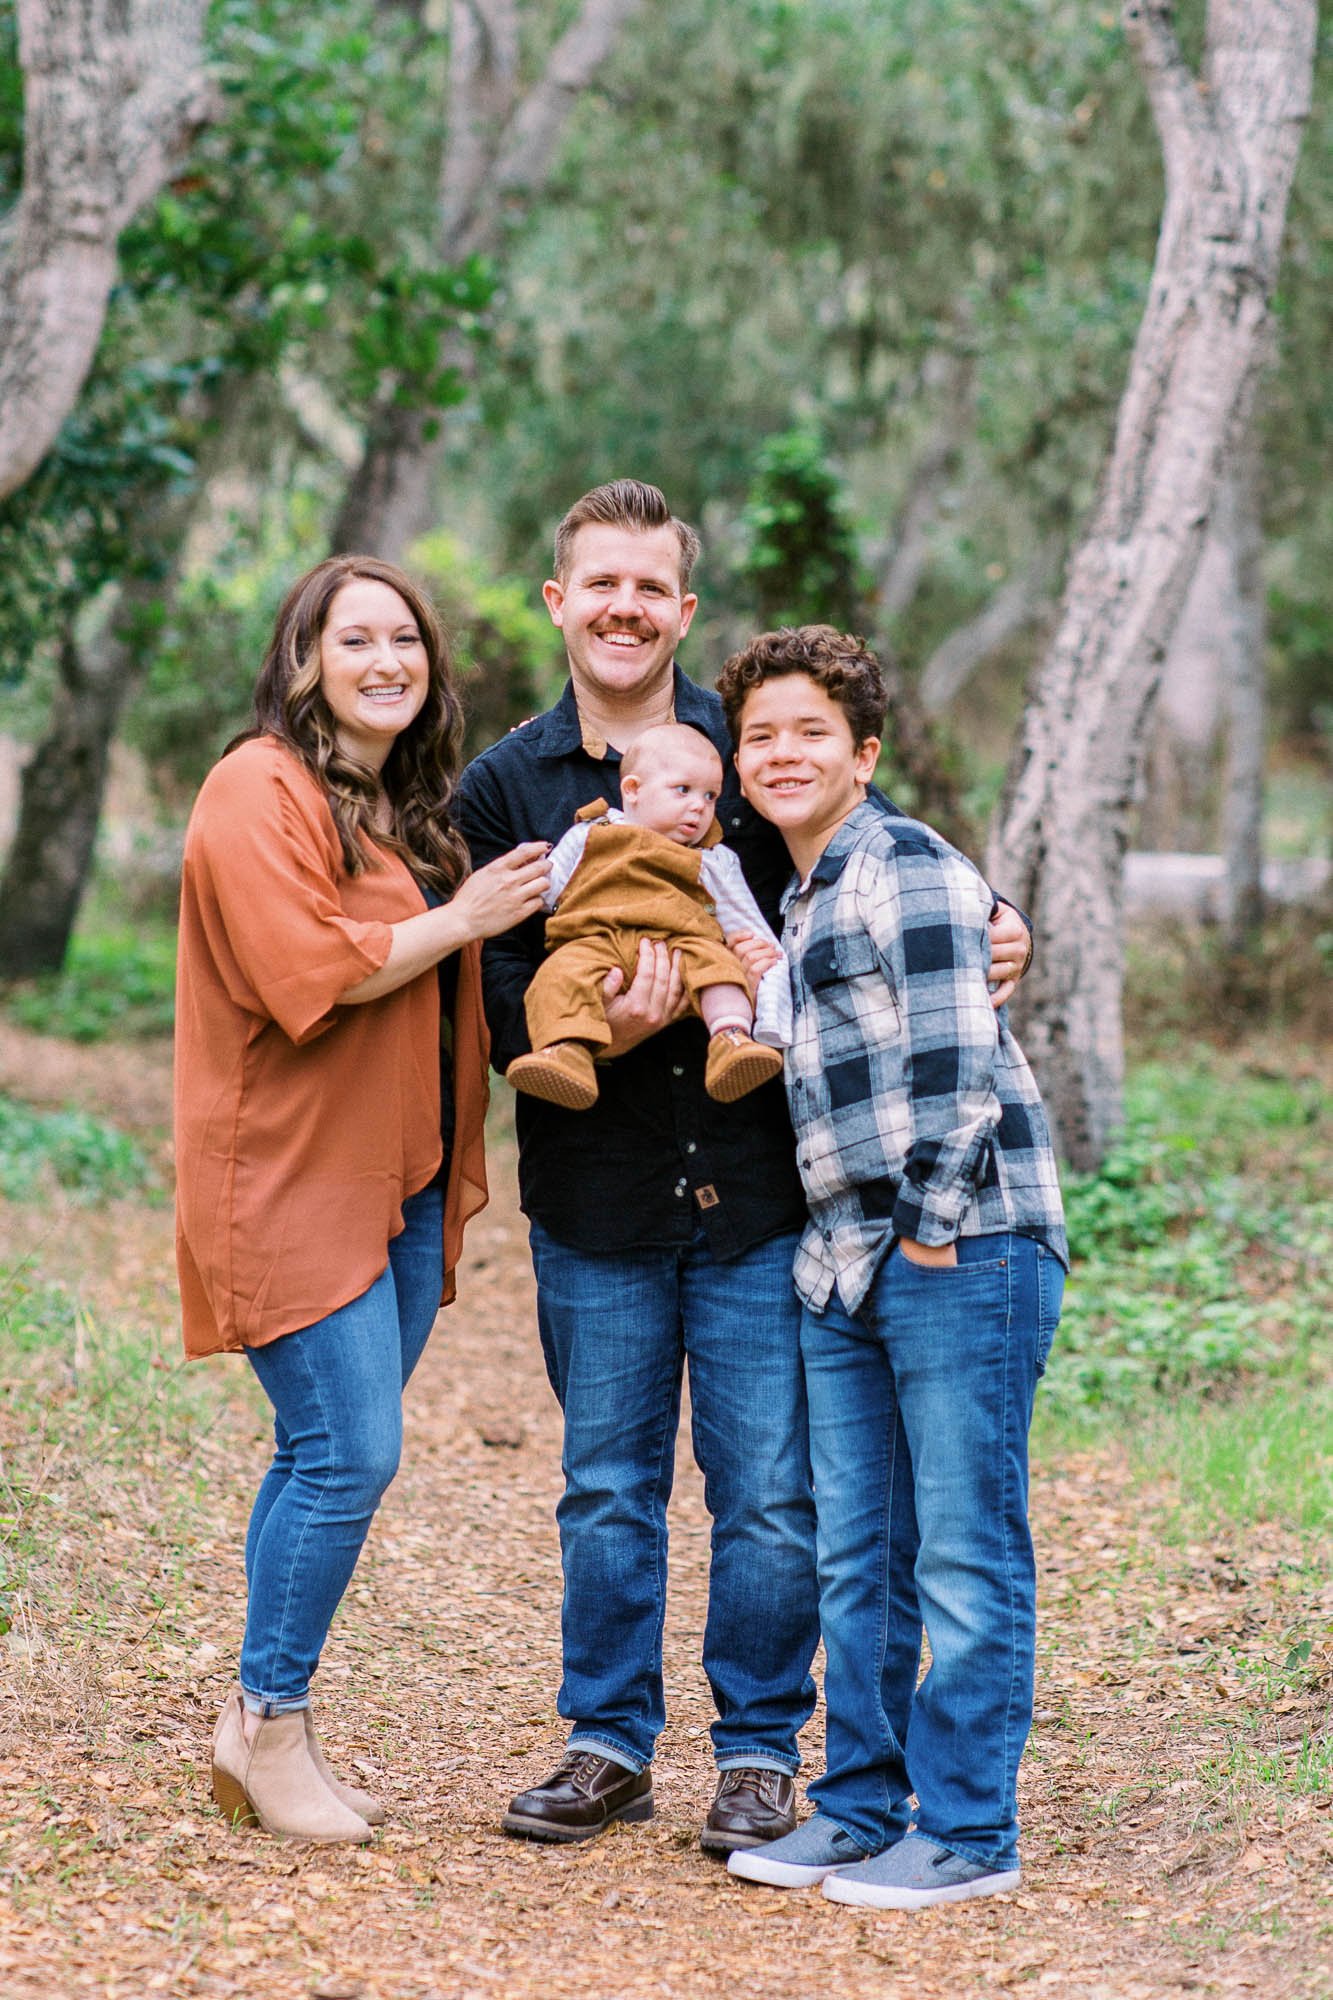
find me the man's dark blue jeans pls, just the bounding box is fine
[528,1219,820,1774]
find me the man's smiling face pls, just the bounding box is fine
[542,522,698,708]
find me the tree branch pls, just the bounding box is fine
[0,0,214,501]
[455,0,644,257]
[917,546,1059,714]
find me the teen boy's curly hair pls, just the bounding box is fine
[717,624,887,748]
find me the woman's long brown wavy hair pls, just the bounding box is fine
[233,555,470,896]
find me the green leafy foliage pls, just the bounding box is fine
[409,534,564,753]
[0,0,494,675]
[0,1098,157,1204]
[738,430,865,629]
[1049,1058,1331,1415]
[3,927,177,1043]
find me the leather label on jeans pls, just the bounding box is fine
[694,1184,720,1209]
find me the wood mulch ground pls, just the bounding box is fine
[1,1026,1329,2000]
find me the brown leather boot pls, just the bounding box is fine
[501,1751,653,1843]
[210,1692,372,1844]
[700,1766,797,1855]
[304,1704,388,1826]
[506,1042,599,1111]
[705,1027,784,1103]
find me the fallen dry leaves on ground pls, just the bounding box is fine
[0,1028,1329,2000]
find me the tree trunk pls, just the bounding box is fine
[0,0,214,501]
[0,597,148,975]
[987,0,1315,1170]
[1136,519,1230,851]
[1221,422,1266,947]
[329,0,643,562]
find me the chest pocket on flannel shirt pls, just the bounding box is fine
[802,928,898,1052]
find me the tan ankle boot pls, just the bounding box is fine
[304,1705,388,1826]
[210,1691,372,1844]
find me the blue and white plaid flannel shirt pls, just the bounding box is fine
[781,800,1068,1314]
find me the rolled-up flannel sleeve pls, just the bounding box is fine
[858,849,1001,1245]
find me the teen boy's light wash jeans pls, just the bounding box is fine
[239,1181,444,1713]
[527,1219,820,1773]
[801,1230,1064,1868]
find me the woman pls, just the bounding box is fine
[175,555,549,1844]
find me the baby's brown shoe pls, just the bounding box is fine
[705,1026,784,1103]
[507,1042,599,1111]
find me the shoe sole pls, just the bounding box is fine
[823,1867,1021,1910]
[500,1795,654,1844]
[507,1059,598,1112]
[700,1823,794,1857]
[706,1051,784,1103]
[727,1850,854,1888]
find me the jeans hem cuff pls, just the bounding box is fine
[240,1689,310,1717]
[916,1829,1019,1873]
[715,1754,799,1776]
[566,1733,646,1774]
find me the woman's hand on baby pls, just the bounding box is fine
[726,930,781,997]
[601,939,689,1055]
[451,842,551,941]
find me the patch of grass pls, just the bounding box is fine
[2,924,176,1043]
[0,1259,251,1660]
[0,1095,159,1203]
[1131,1384,1333,1535]
[1046,1056,1331,1418]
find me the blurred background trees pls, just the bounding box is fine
[0,0,1329,1158]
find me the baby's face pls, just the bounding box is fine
[621,741,723,846]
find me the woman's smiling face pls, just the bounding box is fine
[318,577,430,769]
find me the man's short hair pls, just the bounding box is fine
[553,480,702,588]
[717,625,887,749]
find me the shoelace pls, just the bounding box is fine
[719,1767,785,1807]
[560,1751,622,1789]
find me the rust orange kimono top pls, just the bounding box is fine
[174,735,489,1358]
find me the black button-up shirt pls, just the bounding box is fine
[455,669,807,1260]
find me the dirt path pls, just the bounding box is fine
[1,1041,1329,1999]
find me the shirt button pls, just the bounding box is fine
[686,1142,697,1155]
[731,816,742,828]
[823,1229,833,1242]
[672,1065,684,1077]
[674,1179,687,1198]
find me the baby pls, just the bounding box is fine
[507,723,790,1112]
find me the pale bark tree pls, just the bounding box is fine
[0,0,214,501]
[987,0,1315,1170]
[1220,422,1266,947]
[331,0,643,560]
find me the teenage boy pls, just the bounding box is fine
[717,625,1068,1909]
[456,485,1034,1853]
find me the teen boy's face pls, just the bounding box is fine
[542,523,698,708]
[734,674,880,869]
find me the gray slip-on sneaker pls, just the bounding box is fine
[822,1831,1020,1910]
[727,1814,868,1888]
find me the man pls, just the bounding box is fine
[455,481,1032,1856]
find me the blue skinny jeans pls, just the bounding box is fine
[239,1182,444,1713]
